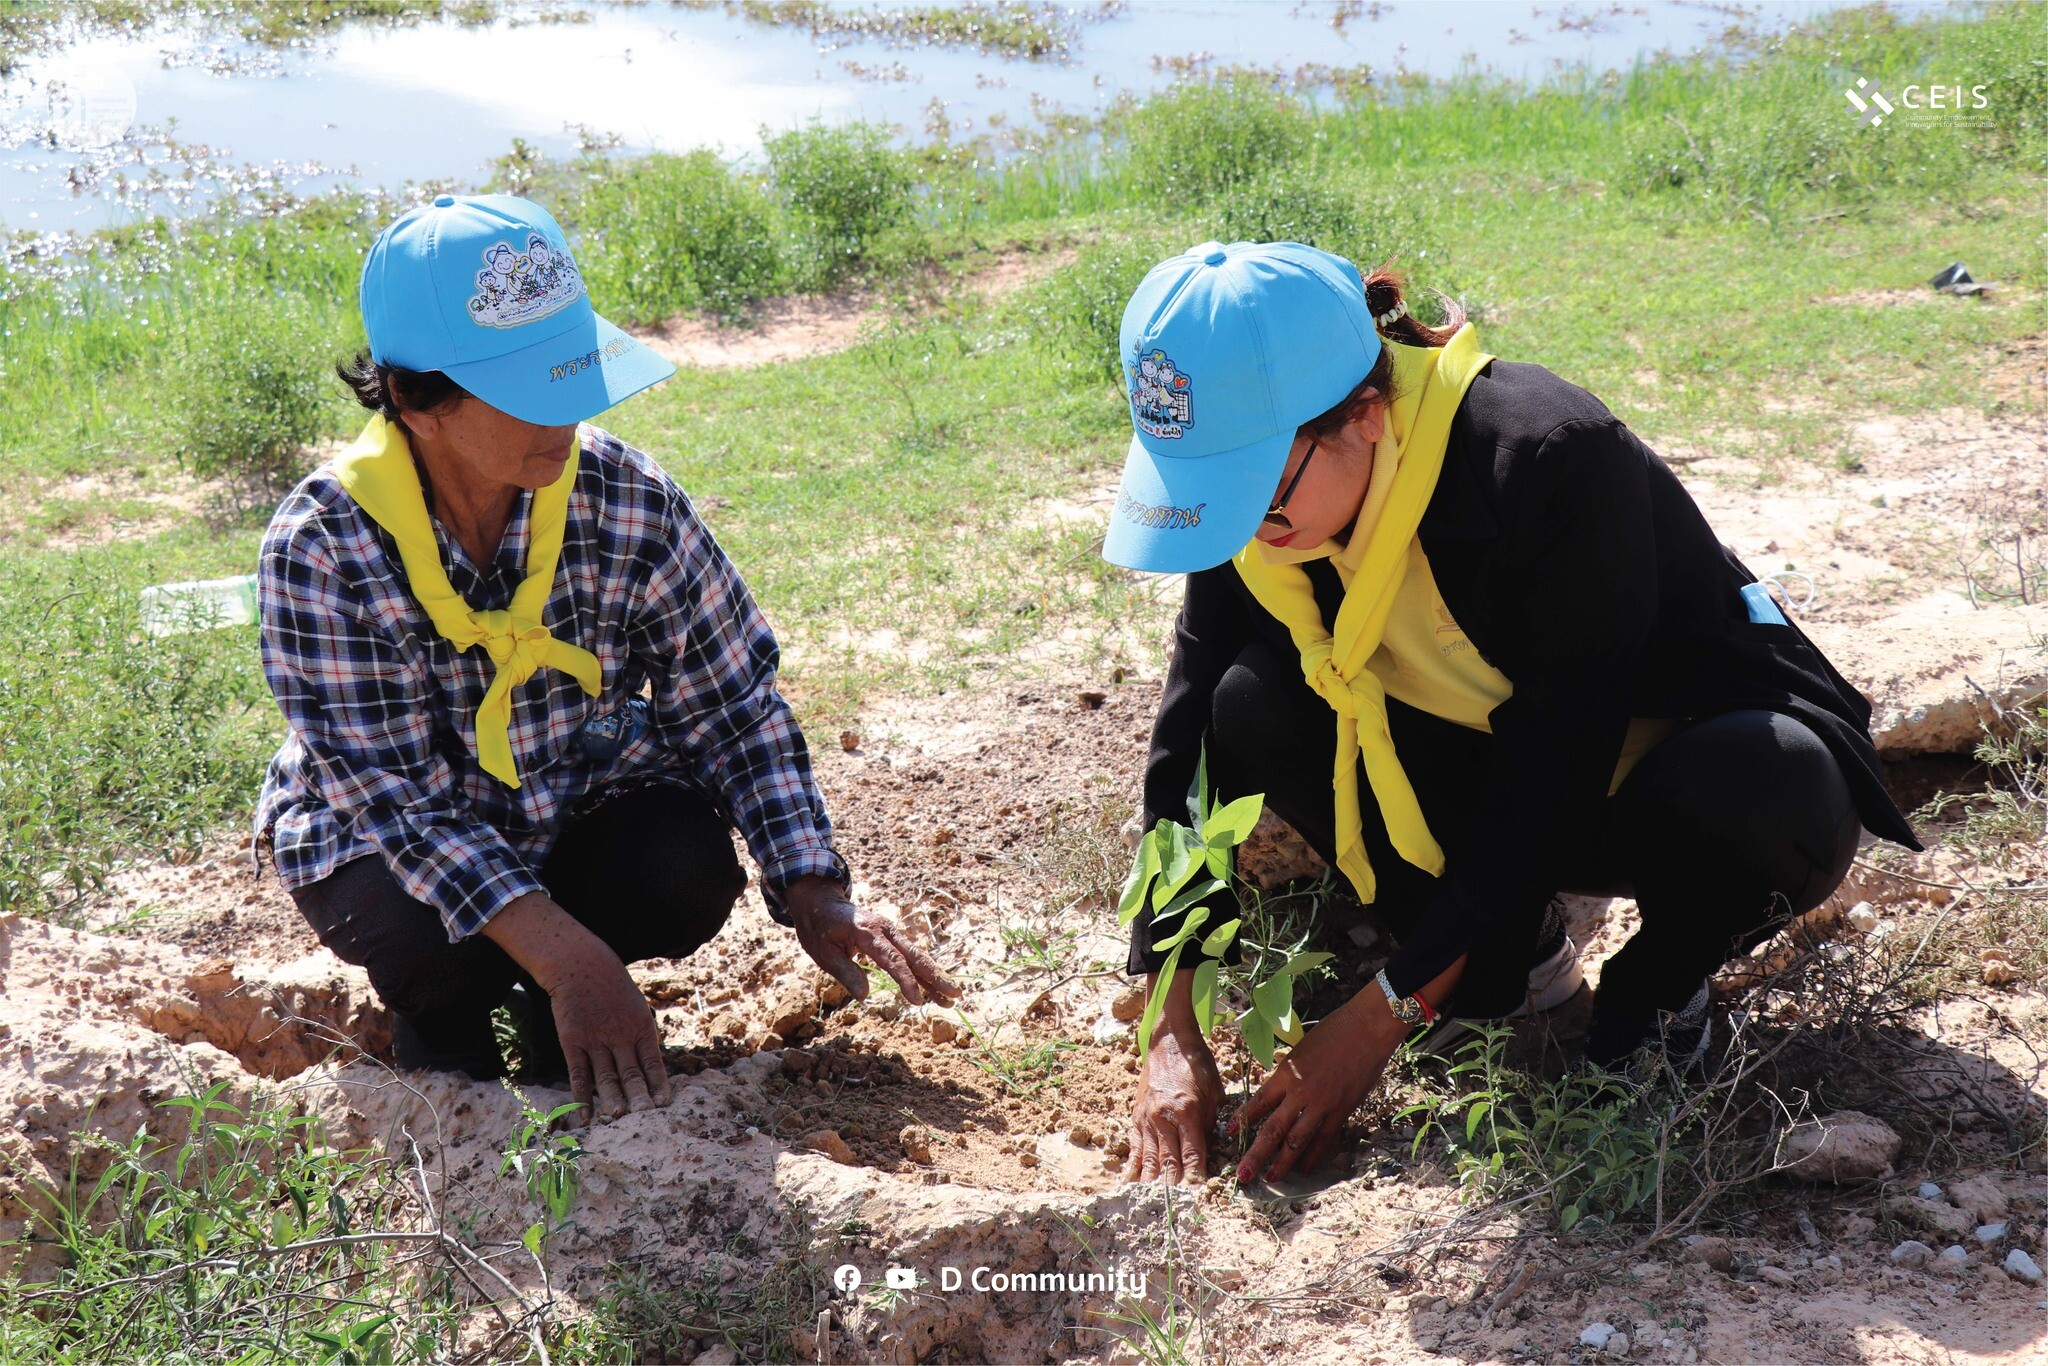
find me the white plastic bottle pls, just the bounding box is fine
[139,573,258,637]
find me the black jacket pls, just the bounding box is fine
[1135,357,1921,990]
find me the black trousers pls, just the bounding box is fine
[1209,641,1862,1060]
[291,782,745,1077]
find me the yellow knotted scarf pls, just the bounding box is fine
[333,415,602,789]
[1231,323,1495,902]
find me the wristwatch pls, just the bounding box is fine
[1375,968,1437,1028]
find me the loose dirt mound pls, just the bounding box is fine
[8,675,2047,1362]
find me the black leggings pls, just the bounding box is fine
[291,781,744,1076]
[1208,640,1862,1060]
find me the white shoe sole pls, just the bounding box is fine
[1415,936,1584,1056]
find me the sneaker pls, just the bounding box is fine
[1521,933,1587,1015]
[1415,933,1584,1057]
[1654,980,1713,1073]
[1583,977,1714,1073]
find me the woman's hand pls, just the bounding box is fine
[1125,972,1225,1185]
[786,876,960,1007]
[483,892,671,1123]
[1229,987,1406,1184]
[544,944,675,1121]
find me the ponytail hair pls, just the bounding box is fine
[1300,255,1466,439]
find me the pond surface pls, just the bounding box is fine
[0,0,1948,232]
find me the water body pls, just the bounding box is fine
[0,0,1952,232]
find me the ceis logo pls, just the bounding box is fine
[1841,72,1989,130]
[1841,75,1896,128]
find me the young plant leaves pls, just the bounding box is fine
[1203,793,1265,848]
[1137,941,1186,1060]
[1191,958,1220,1035]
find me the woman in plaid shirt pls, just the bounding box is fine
[256,194,955,1121]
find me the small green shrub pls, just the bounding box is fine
[577,150,789,324]
[500,1090,587,1281]
[1119,79,1315,203]
[1195,166,1438,283]
[0,555,276,915]
[0,1084,463,1362]
[157,285,346,511]
[1398,1026,1701,1232]
[764,120,916,288]
[1016,230,1182,384]
[1957,703,2048,863]
[1203,165,1369,250]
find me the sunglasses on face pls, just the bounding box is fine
[1261,438,1319,533]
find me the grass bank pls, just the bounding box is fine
[0,0,2041,922]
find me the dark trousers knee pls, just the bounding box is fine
[1206,638,1493,948]
[1595,710,1862,1025]
[1204,647,1865,1029]
[290,780,746,1073]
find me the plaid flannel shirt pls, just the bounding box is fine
[253,422,843,941]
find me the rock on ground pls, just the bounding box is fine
[1682,1236,1736,1272]
[1891,1240,1935,1268]
[1894,1195,1977,1242]
[1946,1174,2010,1225]
[1772,1110,1900,1182]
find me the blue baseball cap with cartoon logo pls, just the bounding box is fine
[359,192,674,426]
[1103,240,1383,574]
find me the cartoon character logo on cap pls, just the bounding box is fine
[468,232,585,330]
[1128,348,1192,439]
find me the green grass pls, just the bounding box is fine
[0,1084,471,1362]
[0,0,2039,926]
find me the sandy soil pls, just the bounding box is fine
[7,350,2047,1362]
[17,667,2046,1364]
[632,249,1075,371]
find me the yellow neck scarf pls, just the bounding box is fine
[1231,323,1495,902]
[333,415,602,790]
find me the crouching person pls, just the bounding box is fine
[254,193,955,1120]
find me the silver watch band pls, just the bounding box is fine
[1376,967,1424,1026]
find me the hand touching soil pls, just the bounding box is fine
[546,950,675,1121]
[482,891,672,1123]
[787,874,960,1007]
[1125,971,1224,1184]
[1229,988,1403,1184]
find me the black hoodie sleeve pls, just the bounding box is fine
[1380,417,1657,998]
[1126,565,1259,976]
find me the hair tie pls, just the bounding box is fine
[1374,297,1409,328]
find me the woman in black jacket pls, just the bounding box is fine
[1102,241,1919,1187]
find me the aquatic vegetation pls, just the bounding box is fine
[706,0,1113,61]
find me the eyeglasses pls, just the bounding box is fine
[1261,438,1318,533]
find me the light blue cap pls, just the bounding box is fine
[359,192,675,426]
[1103,240,1383,574]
